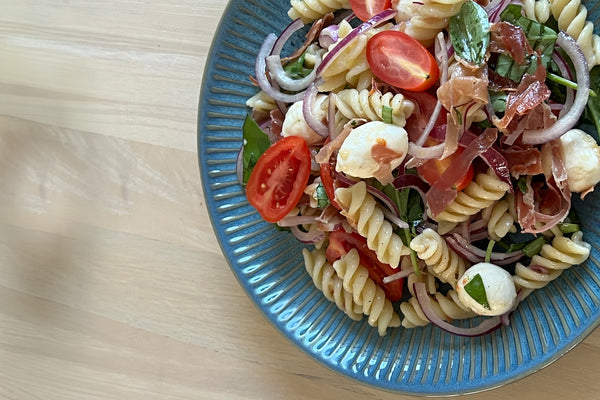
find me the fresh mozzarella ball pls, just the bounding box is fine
[457,262,517,316]
[336,121,408,184]
[281,95,328,146]
[559,129,600,194]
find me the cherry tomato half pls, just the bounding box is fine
[349,0,392,22]
[246,136,312,223]
[416,145,475,192]
[366,30,439,92]
[326,229,403,301]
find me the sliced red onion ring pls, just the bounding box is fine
[316,9,397,76]
[290,225,325,244]
[447,233,524,265]
[302,78,329,137]
[319,24,339,48]
[266,53,321,92]
[413,282,503,336]
[255,34,306,103]
[522,32,590,144]
[271,18,305,56]
[551,52,575,118]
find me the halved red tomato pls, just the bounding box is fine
[366,30,439,92]
[326,229,403,301]
[246,136,311,223]
[417,144,475,191]
[349,0,392,22]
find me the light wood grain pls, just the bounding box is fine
[1,1,599,399]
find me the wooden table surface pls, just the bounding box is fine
[1,1,599,399]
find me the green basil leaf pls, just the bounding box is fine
[516,176,528,194]
[522,235,547,258]
[497,5,558,81]
[315,183,330,209]
[449,1,490,65]
[242,114,271,184]
[583,66,600,140]
[464,273,491,310]
[283,50,313,80]
[558,223,580,234]
[489,90,508,113]
[382,105,393,124]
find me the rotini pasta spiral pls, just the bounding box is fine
[335,181,411,268]
[394,0,467,46]
[513,231,591,292]
[432,169,510,224]
[522,0,552,23]
[400,288,474,328]
[302,248,363,320]
[335,87,415,127]
[410,228,469,288]
[332,248,402,335]
[319,21,390,92]
[482,197,517,241]
[287,0,351,23]
[524,0,600,68]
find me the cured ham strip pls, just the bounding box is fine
[515,140,571,233]
[426,128,498,217]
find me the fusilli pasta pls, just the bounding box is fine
[410,228,469,288]
[400,288,474,328]
[524,0,600,68]
[319,21,391,92]
[287,0,351,23]
[513,231,591,293]
[332,248,402,335]
[302,248,363,320]
[482,197,517,241]
[335,181,411,268]
[394,0,467,46]
[335,87,415,127]
[432,169,510,224]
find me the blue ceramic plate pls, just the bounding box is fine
[198,0,600,395]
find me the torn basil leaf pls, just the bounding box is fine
[522,236,548,258]
[449,1,490,66]
[242,114,271,184]
[496,5,557,82]
[315,183,330,209]
[464,273,491,310]
[283,50,313,80]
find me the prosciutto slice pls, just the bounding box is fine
[515,139,571,233]
[426,128,498,217]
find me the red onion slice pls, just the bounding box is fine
[290,225,325,244]
[316,9,397,76]
[271,18,305,56]
[303,79,329,137]
[266,53,321,92]
[255,34,306,103]
[447,233,524,265]
[413,282,503,336]
[522,32,590,144]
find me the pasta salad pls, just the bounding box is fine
[239,0,600,336]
